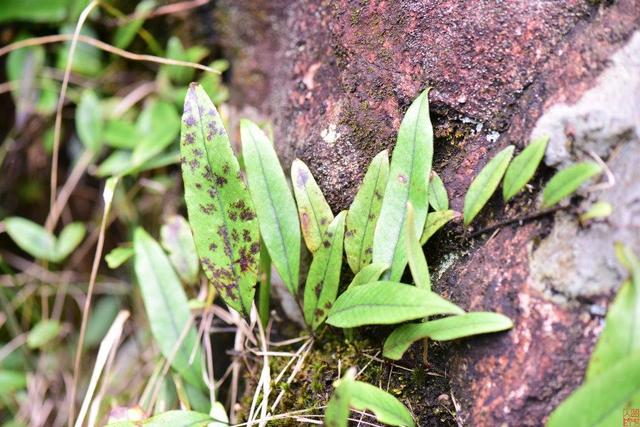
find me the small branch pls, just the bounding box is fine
[469,205,566,239]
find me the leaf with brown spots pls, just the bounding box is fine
[241,119,301,296]
[179,83,259,316]
[303,211,346,330]
[373,89,433,280]
[291,159,334,253]
[344,150,389,274]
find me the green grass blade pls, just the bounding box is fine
[326,281,464,328]
[241,119,301,295]
[406,202,430,290]
[428,171,448,211]
[373,89,433,280]
[180,83,259,316]
[350,381,415,427]
[133,228,204,389]
[344,150,389,273]
[542,162,601,208]
[383,312,513,360]
[304,211,346,330]
[502,136,548,201]
[349,262,388,287]
[420,210,459,245]
[463,145,514,225]
[160,215,200,286]
[291,159,334,253]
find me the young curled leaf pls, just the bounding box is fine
[463,145,514,225]
[291,159,334,253]
[326,281,464,328]
[304,211,346,330]
[420,210,459,245]
[542,162,602,208]
[241,119,301,296]
[373,89,433,280]
[428,171,448,211]
[349,262,388,288]
[180,83,259,316]
[383,312,513,360]
[502,136,548,201]
[344,150,389,273]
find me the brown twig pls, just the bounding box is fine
[469,205,566,238]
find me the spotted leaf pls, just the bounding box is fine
[179,83,259,316]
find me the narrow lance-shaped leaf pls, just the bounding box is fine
[133,228,205,389]
[180,83,260,316]
[383,312,513,360]
[160,215,200,285]
[547,352,640,427]
[586,244,640,380]
[327,281,464,328]
[304,211,346,330]
[373,89,433,280]
[420,210,459,245]
[463,145,514,225]
[542,162,601,209]
[291,159,334,253]
[325,368,355,427]
[344,150,389,273]
[349,262,388,287]
[76,89,103,153]
[241,119,301,295]
[350,381,416,427]
[406,202,430,290]
[502,136,548,201]
[428,171,448,211]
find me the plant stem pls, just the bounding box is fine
[258,241,271,328]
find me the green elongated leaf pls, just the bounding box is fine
[325,369,355,427]
[463,145,514,225]
[350,381,415,427]
[291,159,334,253]
[502,136,548,201]
[161,215,200,285]
[586,244,640,380]
[349,262,388,287]
[133,228,204,388]
[105,246,134,269]
[406,202,430,290]
[241,119,301,295]
[542,162,602,209]
[166,37,195,84]
[180,84,259,315]
[383,312,513,360]
[3,217,56,261]
[0,370,27,393]
[84,296,121,348]
[0,0,67,23]
[344,150,389,273]
[579,201,613,223]
[76,89,103,153]
[27,320,61,349]
[103,119,139,149]
[326,281,464,328]
[373,89,433,280]
[420,210,459,245]
[56,24,103,77]
[54,222,86,262]
[133,100,180,165]
[547,352,640,427]
[428,172,448,211]
[304,212,346,330]
[113,0,154,50]
[109,410,213,427]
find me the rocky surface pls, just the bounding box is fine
[215,0,640,424]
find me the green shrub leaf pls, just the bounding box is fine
[350,381,415,427]
[326,281,464,328]
[0,370,27,394]
[113,0,154,50]
[547,351,640,427]
[344,150,389,273]
[428,172,448,211]
[27,320,61,349]
[160,215,200,285]
[84,296,121,348]
[103,119,139,150]
[542,162,602,208]
[406,202,430,290]
[463,145,514,225]
[373,89,433,280]
[502,136,548,201]
[133,228,204,389]
[291,159,334,253]
[304,211,346,330]
[133,100,180,166]
[4,217,57,261]
[241,119,301,295]
[76,89,104,153]
[420,210,459,245]
[349,262,388,287]
[105,246,134,269]
[180,83,259,316]
[325,369,355,427]
[383,312,513,360]
[55,222,86,262]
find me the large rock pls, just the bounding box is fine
[216,1,640,424]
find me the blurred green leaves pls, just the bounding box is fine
[3,217,85,263]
